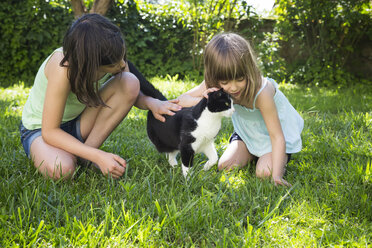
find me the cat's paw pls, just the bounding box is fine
[167,151,178,168]
[181,164,190,178]
[168,159,177,168]
[204,159,217,171]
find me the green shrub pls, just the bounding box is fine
[108,0,196,80]
[0,0,258,86]
[255,31,288,81]
[0,0,73,87]
[274,0,372,86]
[109,0,258,81]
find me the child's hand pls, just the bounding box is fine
[272,176,292,187]
[150,99,182,122]
[95,150,126,178]
[202,87,220,99]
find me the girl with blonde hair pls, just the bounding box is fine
[177,33,303,186]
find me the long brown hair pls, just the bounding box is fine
[60,13,126,107]
[204,33,262,106]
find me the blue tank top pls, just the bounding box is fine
[232,77,304,157]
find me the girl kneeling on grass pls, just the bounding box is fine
[177,33,304,186]
[19,14,180,180]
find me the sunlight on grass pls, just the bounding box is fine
[357,160,371,184]
[0,83,28,118]
[1,80,372,246]
[262,200,328,247]
[126,107,147,121]
[219,171,246,189]
[150,76,198,99]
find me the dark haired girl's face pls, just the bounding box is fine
[98,59,126,75]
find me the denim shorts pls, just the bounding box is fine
[229,132,292,162]
[19,116,84,158]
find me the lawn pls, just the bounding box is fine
[0,78,371,247]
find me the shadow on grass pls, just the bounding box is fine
[1,82,371,246]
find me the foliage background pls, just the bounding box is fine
[0,0,73,87]
[273,0,372,86]
[0,0,371,87]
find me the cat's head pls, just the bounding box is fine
[207,89,235,117]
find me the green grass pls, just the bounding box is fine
[0,79,371,247]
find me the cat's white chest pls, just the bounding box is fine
[191,110,221,152]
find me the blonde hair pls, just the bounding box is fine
[204,33,262,105]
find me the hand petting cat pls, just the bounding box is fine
[202,87,220,99]
[148,98,182,122]
[134,91,182,122]
[176,85,221,107]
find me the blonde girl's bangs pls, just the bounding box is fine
[212,51,247,85]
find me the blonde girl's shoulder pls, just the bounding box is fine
[255,79,276,110]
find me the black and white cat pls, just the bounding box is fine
[147,89,235,177]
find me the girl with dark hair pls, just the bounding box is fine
[20,14,180,180]
[177,33,303,186]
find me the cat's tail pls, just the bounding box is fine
[128,61,167,101]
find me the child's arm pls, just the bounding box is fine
[136,80,219,121]
[42,53,125,178]
[134,92,181,122]
[176,81,218,107]
[124,61,182,122]
[255,85,290,186]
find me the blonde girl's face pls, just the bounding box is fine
[98,58,126,75]
[219,78,247,101]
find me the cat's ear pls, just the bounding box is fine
[208,88,223,99]
[208,90,218,98]
[216,88,225,97]
[216,88,224,97]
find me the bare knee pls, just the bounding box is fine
[30,137,77,180]
[218,140,252,170]
[256,167,272,179]
[255,153,274,179]
[118,72,140,102]
[36,156,76,180]
[51,161,76,180]
[218,159,228,170]
[218,157,245,170]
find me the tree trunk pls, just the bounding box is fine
[90,0,113,16]
[70,0,113,18]
[70,0,86,18]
